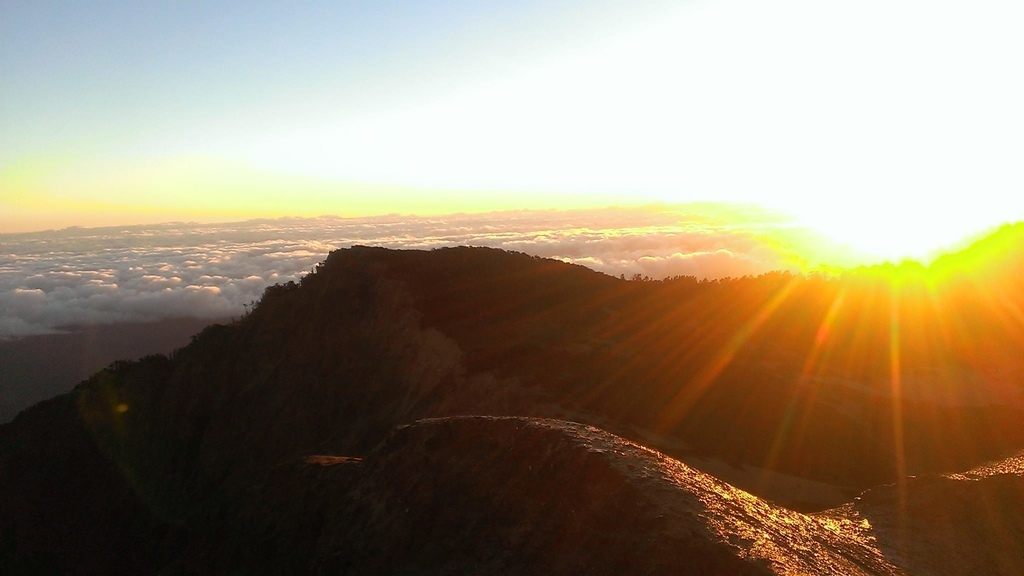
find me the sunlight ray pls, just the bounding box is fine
[655,276,800,435]
[888,284,910,556]
[757,289,847,483]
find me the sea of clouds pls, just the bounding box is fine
[0,207,806,337]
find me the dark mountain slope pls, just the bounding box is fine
[3,243,1024,574]
[0,392,179,575]
[307,247,1024,489]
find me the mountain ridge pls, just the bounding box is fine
[4,241,1024,574]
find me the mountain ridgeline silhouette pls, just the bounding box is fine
[3,224,1024,575]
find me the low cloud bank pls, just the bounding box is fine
[0,206,806,337]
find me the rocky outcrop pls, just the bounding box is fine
[825,452,1024,576]
[243,417,902,575]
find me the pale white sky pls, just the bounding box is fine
[3,0,1023,259]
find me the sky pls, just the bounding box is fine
[3,0,1024,260]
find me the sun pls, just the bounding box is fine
[778,198,1012,265]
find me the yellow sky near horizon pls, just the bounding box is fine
[2,151,1010,269]
[0,155,638,233]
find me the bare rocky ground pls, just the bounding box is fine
[233,416,903,576]
[238,417,1024,575]
[3,384,1022,575]
[822,451,1024,576]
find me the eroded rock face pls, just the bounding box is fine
[827,452,1024,576]
[249,417,901,575]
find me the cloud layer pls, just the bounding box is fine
[0,206,808,337]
